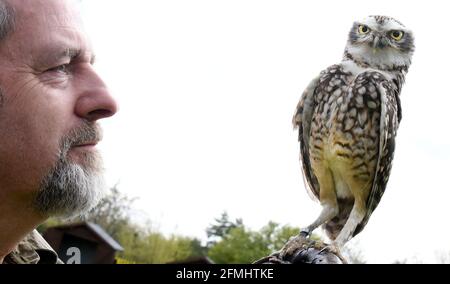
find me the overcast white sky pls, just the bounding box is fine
[80,0,450,263]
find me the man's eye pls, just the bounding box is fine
[47,64,70,74]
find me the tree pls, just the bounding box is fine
[205,213,366,264]
[39,186,204,264]
[116,226,202,264]
[77,184,136,240]
[206,211,243,247]
[208,226,269,263]
[207,218,301,264]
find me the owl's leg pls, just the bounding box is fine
[280,164,338,258]
[333,200,366,247]
[302,163,339,236]
[300,201,339,236]
[333,177,370,247]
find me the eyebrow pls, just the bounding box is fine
[63,48,81,59]
[62,47,96,65]
[37,46,96,67]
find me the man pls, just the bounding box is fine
[0,0,118,264]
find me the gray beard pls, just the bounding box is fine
[32,123,106,219]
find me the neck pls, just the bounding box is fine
[342,50,408,97]
[0,194,46,263]
[343,50,410,73]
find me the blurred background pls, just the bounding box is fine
[41,0,450,264]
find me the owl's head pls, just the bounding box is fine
[345,16,415,70]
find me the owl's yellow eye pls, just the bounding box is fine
[390,30,404,41]
[358,25,370,34]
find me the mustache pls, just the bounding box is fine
[60,122,103,156]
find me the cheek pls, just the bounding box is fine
[24,100,71,161]
[0,86,74,191]
[0,112,58,185]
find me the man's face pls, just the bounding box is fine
[0,0,117,218]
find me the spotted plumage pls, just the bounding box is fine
[283,15,414,256]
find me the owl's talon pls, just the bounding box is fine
[299,228,310,238]
[279,234,309,259]
[319,244,348,264]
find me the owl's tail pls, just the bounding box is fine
[322,198,354,240]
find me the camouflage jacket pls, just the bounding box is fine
[2,230,64,264]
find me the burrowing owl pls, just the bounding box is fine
[283,16,414,256]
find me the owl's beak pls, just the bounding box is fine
[372,35,388,50]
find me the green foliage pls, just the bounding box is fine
[39,186,206,264]
[189,238,209,257]
[88,188,207,263]
[260,221,300,252]
[116,224,202,264]
[208,226,267,263]
[206,211,243,247]
[78,185,136,241]
[207,220,300,264]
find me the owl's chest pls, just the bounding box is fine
[309,67,383,160]
[311,69,353,133]
[312,66,383,129]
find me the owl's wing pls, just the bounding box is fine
[354,77,401,236]
[293,75,321,201]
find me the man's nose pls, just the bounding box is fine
[75,67,118,122]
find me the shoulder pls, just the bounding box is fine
[318,64,345,77]
[3,230,63,264]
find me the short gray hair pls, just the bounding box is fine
[0,0,14,41]
[0,0,13,106]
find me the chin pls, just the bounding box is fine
[33,150,107,219]
[67,146,103,173]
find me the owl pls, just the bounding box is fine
[282,16,415,258]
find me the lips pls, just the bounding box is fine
[75,142,97,147]
[71,141,99,148]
